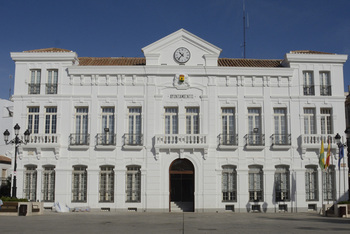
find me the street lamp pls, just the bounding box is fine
[335,130,350,201]
[3,123,30,198]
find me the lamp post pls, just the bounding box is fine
[335,130,350,201]
[3,123,30,198]
[345,128,350,201]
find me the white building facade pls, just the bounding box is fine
[9,29,348,212]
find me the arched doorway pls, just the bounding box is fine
[169,159,194,212]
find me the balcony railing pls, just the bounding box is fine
[21,134,59,144]
[301,134,337,154]
[46,83,58,94]
[124,133,143,146]
[303,85,315,96]
[69,133,90,145]
[96,133,116,146]
[155,134,207,146]
[28,83,40,94]
[271,134,291,145]
[320,85,332,96]
[245,134,265,146]
[218,134,238,146]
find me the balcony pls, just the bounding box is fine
[69,133,90,150]
[123,133,143,150]
[46,83,58,94]
[218,134,238,150]
[96,133,116,150]
[303,85,315,96]
[155,134,208,153]
[271,134,291,149]
[19,134,60,159]
[301,134,337,154]
[320,85,332,96]
[244,134,265,150]
[28,84,40,94]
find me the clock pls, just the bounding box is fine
[174,47,191,63]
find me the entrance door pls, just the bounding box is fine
[169,159,194,212]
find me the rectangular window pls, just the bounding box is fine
[165,107,178,134]
[128,107,142,145]
[221,108,236,145]
[72,166,87,202]
[24,166,37,201]
[222,165,237,202]
[186,107,199,134]
[304,108,316,134]
[126,166,141,202]
[74,107,89,145]
[46,69,58,94]
[275,166,290,202]
[28,107,40,134]
[273,108,288,145]
[320,108,333,135]
[45,107,57,134]
[320,72,331,96]
[305,166,318,201]
[42,166,55,202]
[248,166,263,202]
[247,108,262,145]
[303,71,314,95]
[29,69,41,94]
[99,166,114,202]
[323,166,336,201]
[101,107,115,145]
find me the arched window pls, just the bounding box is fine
[99,165,114,202]
[274,165,290,202]
[126,165,141,202]
[305,165,318,201]
[222,165,237,202]
[72,165,87,202]
[24,165,37,201]
[248,165,263,202]
[42,165,55,202]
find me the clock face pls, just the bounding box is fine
[174,47,191,63]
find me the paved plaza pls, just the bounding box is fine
[0,211,349,234]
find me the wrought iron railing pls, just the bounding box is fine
[245,134,265,146]
[124,133,143,146]
[96,133,116,146]
[271,134,291,145]
[303,85,315,96]
[320,85,332,96]
[46,83,58,94]
[218,134,238,146]
[28,84,40,94]
[155,134,207,145]
[69,133,90,145]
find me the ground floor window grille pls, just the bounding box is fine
[24,165,37,201]
[274,166,290,202]
[126,166,141,202]
[323,166,336,201]
[222,165,237,202]
[99,166,114,202]
[72,166,87,202]
[42,166,55,202]
[305,166,318,201]
[249,166,263,202]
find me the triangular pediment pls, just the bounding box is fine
[142,29,222,66]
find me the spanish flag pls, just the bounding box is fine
[319,139,325,170]
[325,138,331,170]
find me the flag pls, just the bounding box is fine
[319,139,325,170]
[338,145,344,169]
[325,138,331,170]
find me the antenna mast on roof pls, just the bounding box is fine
[242,0,249,58]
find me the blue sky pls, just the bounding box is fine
[1,0,350,100]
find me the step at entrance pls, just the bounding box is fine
[170,202,193,212]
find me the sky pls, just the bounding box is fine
[0,0,350,100]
